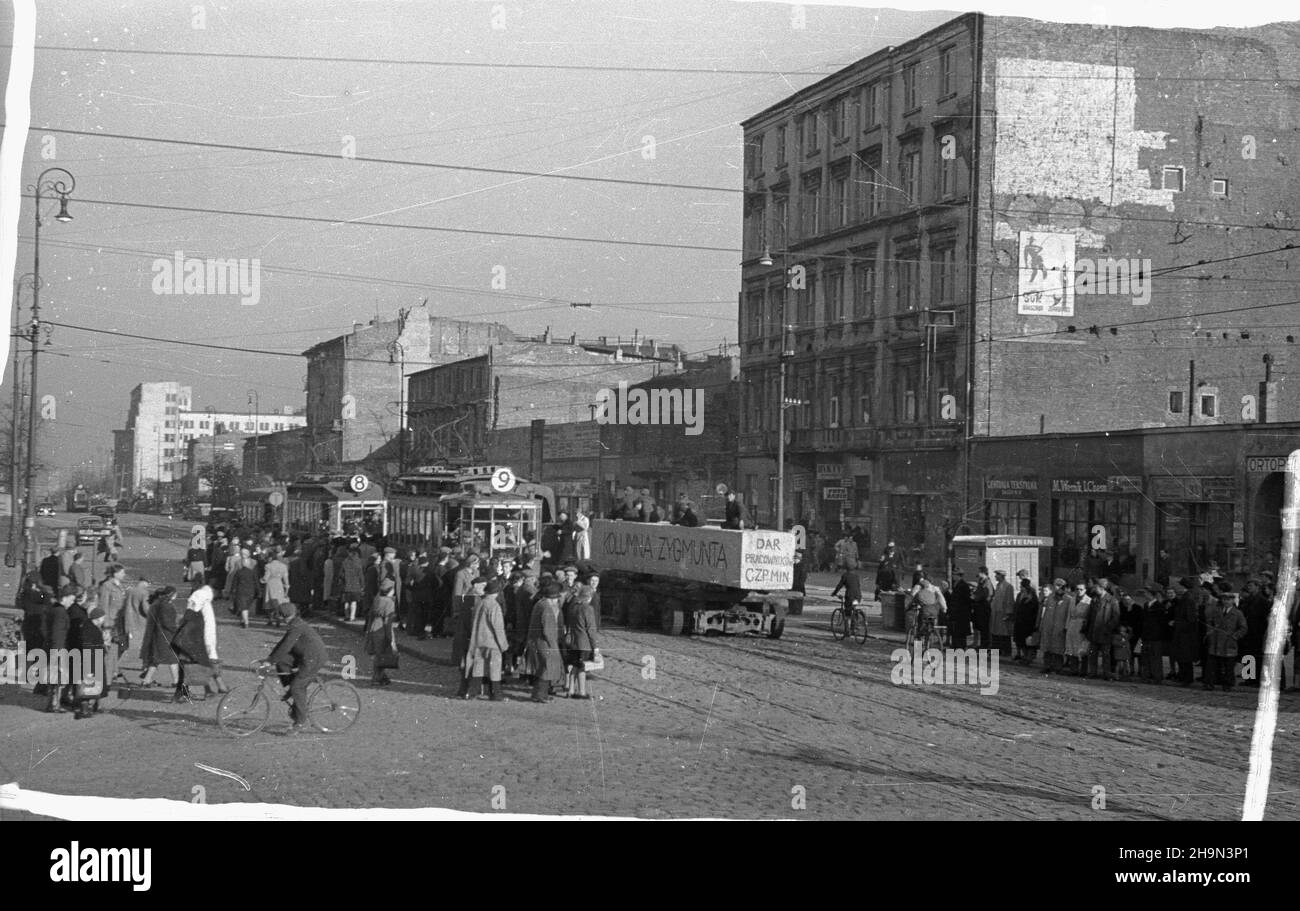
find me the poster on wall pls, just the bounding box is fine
[1017,231,1075,316]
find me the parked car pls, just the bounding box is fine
[90,505,118,528]
[76,515,108,546]
[35,503,55,517]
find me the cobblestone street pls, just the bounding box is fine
[4,516,1299,820]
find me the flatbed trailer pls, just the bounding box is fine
[589,519,798,638]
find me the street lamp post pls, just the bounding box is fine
[388,340,406,474]
[23,168,74,570]
[247,390,260,478]
[8,275,39,566]
[759,249,797,532]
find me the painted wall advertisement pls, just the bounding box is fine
[1017,230,1075,316]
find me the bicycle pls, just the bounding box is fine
[904,610,946,654]
[216,661,361,736]
[830,600,869,644]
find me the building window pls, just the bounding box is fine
[1199,392,1217,418]
[933,358,955,420]
[1162,166,1184,191]
[931,245,956,305]
[800,172,821,237]
[799,272,817,331]
[746,289,764,340]
[1053,498,1138,570]
[863,81,881,128]
[825,270,844,323]
[829,394,841,428]
[896,253,920,312]
[745,192,766,256]
[900,365,919,423]
[856,148,883,220]
[772,190,789,249]
[1211,177,1228,196]
[829,95,849,140]
[1168,390,1184,413]
[775,125,787,167]
[829,165,849,228]
[986,500,1036,535]
[746,133,763,176]
[937,133,958,197]
[801,111,819,157]
[900,143,921,205]
[859,393,871,425]
[902,62,918,110]
[938,45,955,97]
[853,254,877,319]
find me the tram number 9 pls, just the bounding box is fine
[490,468,516,493]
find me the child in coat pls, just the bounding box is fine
[1112,624,1134,679]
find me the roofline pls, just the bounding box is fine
[970,421,1300,446]
[740,11,980,129]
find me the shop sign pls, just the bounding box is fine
[1246,455,1291,474]
[816,463,842,480]
[1150,476,1235,503]
[823,487,848,501]
[1050,476,1140,495]
[984,477,1038,498]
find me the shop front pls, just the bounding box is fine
[1150,475,1238,579]
[1048,475,1143,585]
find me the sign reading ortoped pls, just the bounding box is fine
[590,519,795,590]
[1247,456,1291,473]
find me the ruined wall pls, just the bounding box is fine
[973,17,1300,437]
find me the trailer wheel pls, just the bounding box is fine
[662,608,685,636]
[767,615,785,640]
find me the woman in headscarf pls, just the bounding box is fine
[562,583,600,700]
[170,574,228,703]
[365,578,398,686]
[526,578,565,703]
[139,586,181,689]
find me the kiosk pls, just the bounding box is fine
[949,535,1054,584]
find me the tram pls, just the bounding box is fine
[236,488,280,528]
[284,473,387,538]
[386,464,554,559]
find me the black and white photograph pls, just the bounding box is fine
[0,0,1294,876]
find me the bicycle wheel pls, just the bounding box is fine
[308,679,362,733]
[852,609,869,644]
[216,685,270,737]
[830,608,847,640]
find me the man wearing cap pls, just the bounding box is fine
[365,578,398,686]
[463,577,509,701]
[453,576,487,693]
[989,569,1016,656]
[1085,579,1120,680]
[1168,578,1199,685]
[1203,585,1247,691]
[262,602,329,733]
[1040,579,1073,674]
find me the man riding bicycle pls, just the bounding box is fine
[906,575,947,642]
[831,559,862,611]
[260,602,329,734]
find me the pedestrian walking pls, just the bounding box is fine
[989,569,1015,656]
[1012,578,1039,664]
[98,564,130,686]
[138,586,180,688]
[1064,583,1091,675]
[288,547,315,617]
[365,579,398,686]
[170,576,228,702]
[262,548,290,627]
[69,551,91,592]
[40,585,75,713]
[63,596,110,720]
[340,544,364,623]
[229,557,260,629]
[122,578,151,676]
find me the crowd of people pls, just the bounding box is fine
[827,541,1293,691]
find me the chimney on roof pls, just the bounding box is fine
[570,332,576,345]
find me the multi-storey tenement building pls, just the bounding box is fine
[739,12,1300,579]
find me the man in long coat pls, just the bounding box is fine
[526,579,565,703]
[1039,579,1073,673]
[463,578,509,701]
[1085,579,1120,679]
[1169,579,1200,685]
[1203,588,1247,691]
[989,569,1016,655]
[98,564,130,685]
